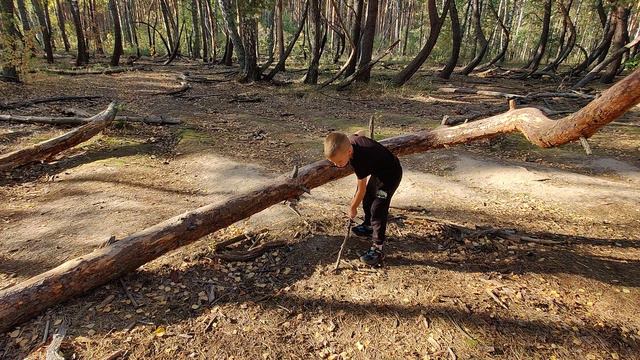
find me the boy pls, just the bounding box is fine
[324,131,403,266]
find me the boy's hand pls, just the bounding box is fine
[348,205,357,219]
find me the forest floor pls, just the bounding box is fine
[1,58,639,360]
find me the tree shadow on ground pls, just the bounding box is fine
[2,217,639,359]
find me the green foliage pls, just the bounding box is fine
[0,28,37,78]
[626,56,640,70]
[238,0,275,18]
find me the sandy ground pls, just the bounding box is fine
[0,61,639,359]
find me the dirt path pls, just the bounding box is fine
[1,62,639,359]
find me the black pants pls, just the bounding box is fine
[362,171,402,245]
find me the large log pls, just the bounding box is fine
[0,113,179,125]
[1,69,640,333]
[0,103,118,171]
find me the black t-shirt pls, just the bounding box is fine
[349,135,402,185]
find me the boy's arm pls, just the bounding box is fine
[349,177,367,218]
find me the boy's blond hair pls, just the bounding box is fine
[324,132,350,158]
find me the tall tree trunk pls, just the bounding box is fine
[89,0,104,55]
[263,8,275,69]
[276,0,285,70]
[109,0,123,66]
[218,0,245,68]
[126,0,139,56]
[393,0,449,85]
[523,0,552,74]
[159,0,174,49]
[354,0,379,82]
[223,34,233,65]
[68,0,88,65]
[239,15,259,82]
[343,0,363,77]
[43,0,56,50]
[265,0,308,80]
[55,0,70,52]
[478,0,510,70]
[303,0,322,84]
[459,0,488,75]
[601,5,630,83]
[15,0,31,34]
[401,2,412,56]
[198,0,209,61]
[0,0,21,81]
[31,0,54,63]
[191,0,201,59]
[438,0,460,79]
[205,0,217,61]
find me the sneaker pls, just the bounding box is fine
[352,223,373,237]
[360,247,384,266]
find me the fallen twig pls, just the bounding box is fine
[485,288,508,309]
[45,317,68,360]
[334,219,353,272]
[120,279,139,307]
[214,240,287,261]
[101,349,126,360]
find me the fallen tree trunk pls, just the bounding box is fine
[43,66,147,76]
[1,69,640,333]
[437,87,595,101]
[0,95,102,110]
[0,103,118,171]
[0,113,179,125]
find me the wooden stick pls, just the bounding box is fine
[214,240,287,261]
[368,115,375,139]
[485,288,508,309]
[45,317,68,360]
[334,219,353,272]
[579,136,592,155]
[119,279,139,307]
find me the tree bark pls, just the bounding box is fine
[343,0,363,78]
[15,0,31,33]
[109,0,123,66]
[218,0,245,68]
[68,0,88,65]
[276,0,285,70]
[354,0,379,82]
[393,0,450,85]
[1,68,640,333]
[0,103,117,171]
[0,0,21,82]
[573,35,640,88]
[55,0,70,52]
[522,0,551,75]
[601,5,630,84]
[239,15,259,82]
[438,0,460,79]
[303,0,322,84]
[264,0,309,81]
[478,0,510,71]
[459,0,488,75]
[31,0,54,63]
[191,0,201,59]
